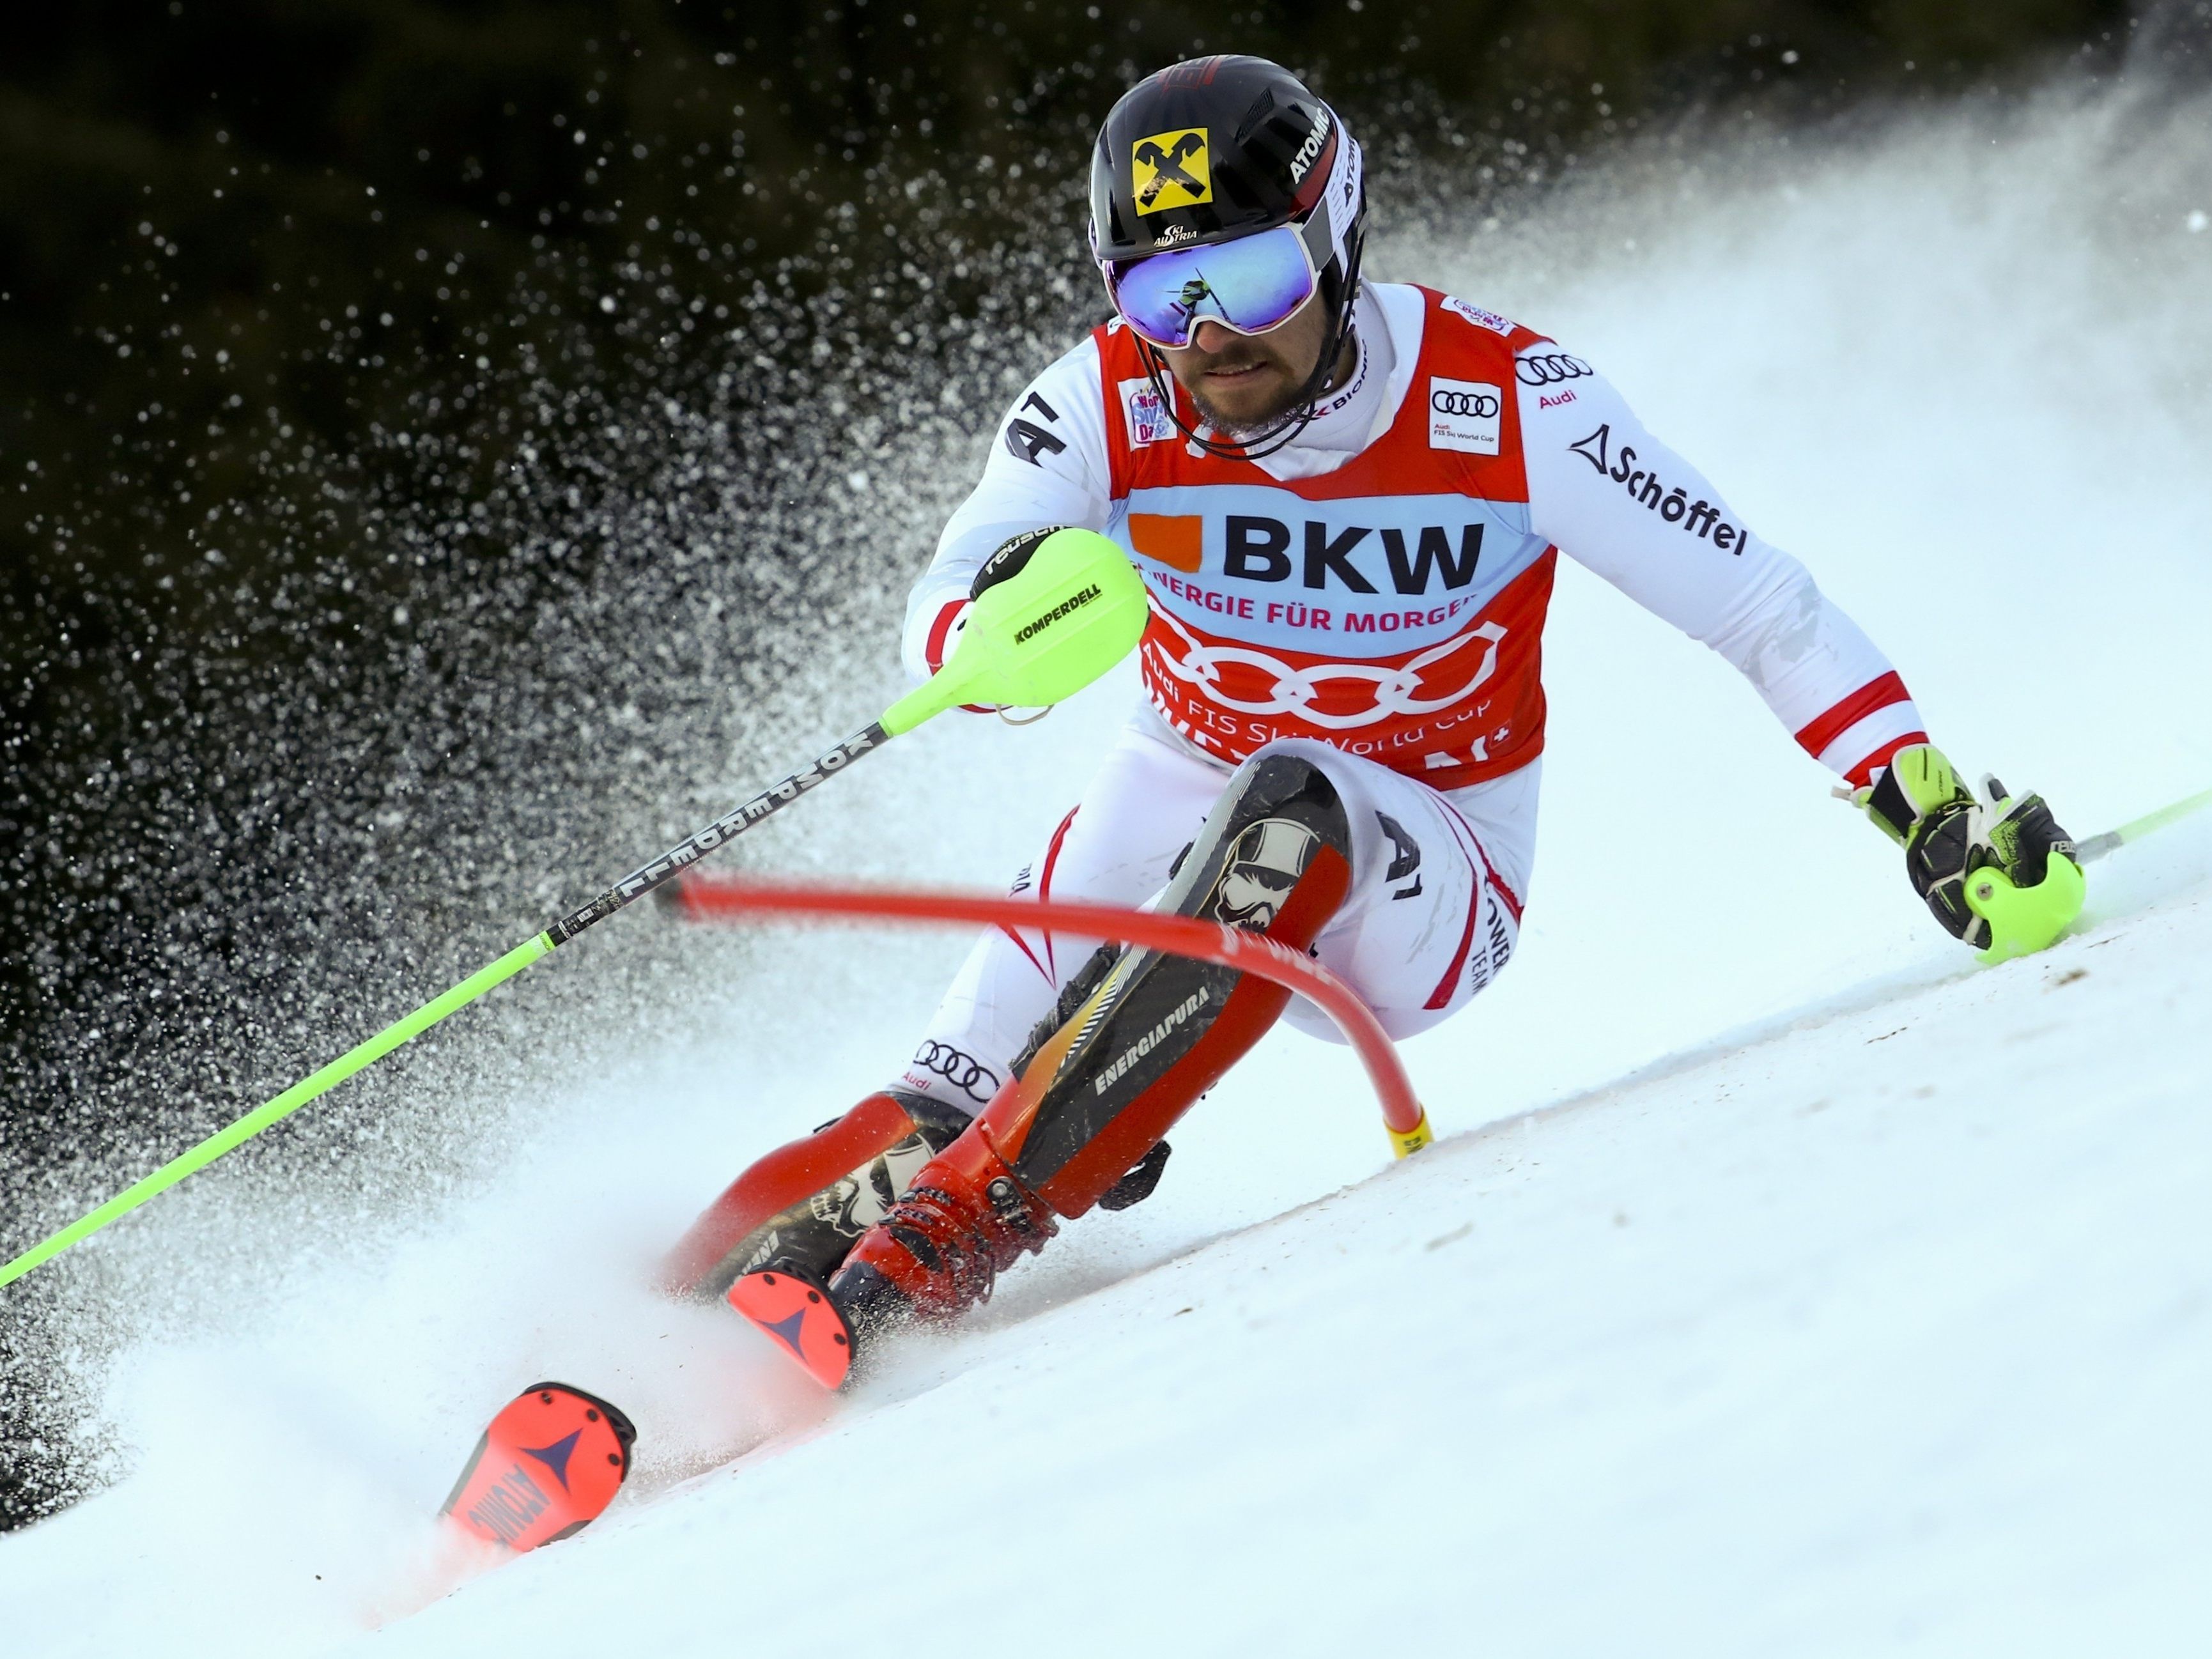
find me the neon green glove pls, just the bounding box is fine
[1852,745,2085,962]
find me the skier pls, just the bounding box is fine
[665,55,2082,1375]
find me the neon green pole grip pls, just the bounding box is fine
[0,932,553,1290]
[883,527,1149,737]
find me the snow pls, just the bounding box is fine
[8,79,2212,1657]
[381,882,2212,1657]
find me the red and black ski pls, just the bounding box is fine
[728,1269,855,1390]
[440,1382,637,1552]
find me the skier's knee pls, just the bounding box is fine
[1160,743,1355,933]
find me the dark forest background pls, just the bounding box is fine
[0,3,2149,791]
[0,0,2185,1527]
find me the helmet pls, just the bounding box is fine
[1088,56,1369,456]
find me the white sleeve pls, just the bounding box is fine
[899,337,1115,683]
[1520,348,1926,785]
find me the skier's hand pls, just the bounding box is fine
[936,526,1078,718]
[1852,744,2084,960]
[971,525,1071,599]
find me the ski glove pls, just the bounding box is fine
[1853,744,2085,961]
[971,524,1070,599]
[931,527,1074,714]
[940,525,1077,719]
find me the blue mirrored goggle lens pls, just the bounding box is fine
[1107,225,1317,349]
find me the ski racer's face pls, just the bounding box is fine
[1159,300,1332,437]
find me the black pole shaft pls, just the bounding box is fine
[545,722,891,945]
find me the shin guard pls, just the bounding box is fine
[993,748,1354,1216]
[815,750,1354,1358]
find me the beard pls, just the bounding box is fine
[1176,318,1354,440]
[1187,362,1315,438]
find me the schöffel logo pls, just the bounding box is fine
[1427,377,1503,456]
[1014,583,1102,644]
[1568,424,1749,553]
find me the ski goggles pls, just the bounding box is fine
[1101,215,1329,351]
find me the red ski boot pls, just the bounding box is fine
[836,1121,1058,1326]
[731,1120,1056,1387]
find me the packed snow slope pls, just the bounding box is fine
[377,856,2212,1656]
[6,77,2212,1658]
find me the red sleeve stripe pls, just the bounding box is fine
[1846,731,1929,791]
[925,597,994,714]
[923,599,968,674]
[1815,702,1928,784]
[1095,325,1133,500]
[1793,672,1913,760]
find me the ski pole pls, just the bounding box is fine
[2073,784,2212,865]
[0,528,1149,1291]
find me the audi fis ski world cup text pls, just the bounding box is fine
[1427,377,1504,454]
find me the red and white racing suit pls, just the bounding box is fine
[890,282,1925,1115]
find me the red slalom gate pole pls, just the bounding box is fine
[670,874,1432,1157]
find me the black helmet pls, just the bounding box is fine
[1089,56,1368,456]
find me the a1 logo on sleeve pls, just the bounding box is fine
[1427,377,1503,455]
[1119,377,1177,446]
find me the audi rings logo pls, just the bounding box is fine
[911,1041,1000,1103]
[1428,376,1503,454]
[1150,603,1508,729]
[1430,387,1501,419]
[1515,352,1592,387]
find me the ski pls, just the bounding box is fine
[440,1382,637,1552]
[729,1269,856,1390]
